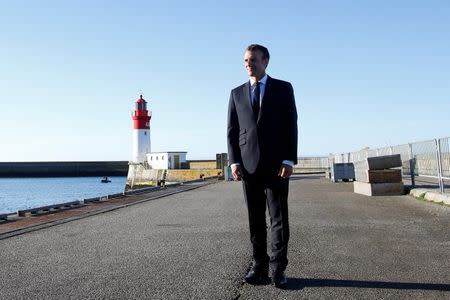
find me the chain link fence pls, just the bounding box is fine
[330,137,450,193]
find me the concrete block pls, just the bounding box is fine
[409,189,450,205]
[424,192,450,204]
[17,200,82,217]
[427,193,443,203]
[355,169,402,183]
[409,189,429,198]
[353,181,404,196]
[444,195,450,206]
[355,154,402,170]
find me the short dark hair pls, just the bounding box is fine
[246,44,270,60]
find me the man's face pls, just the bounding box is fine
[244,50,268,79]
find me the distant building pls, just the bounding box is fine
[146,152,187,169]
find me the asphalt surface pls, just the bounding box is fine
[1,175,449,299]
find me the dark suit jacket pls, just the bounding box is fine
[227,76,298,174]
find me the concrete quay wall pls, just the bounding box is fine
[126,164,221,189]
[166,169,221,181]
[187,160,216,170]
[0,161,129,177]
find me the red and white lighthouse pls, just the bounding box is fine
[132,95,151,163]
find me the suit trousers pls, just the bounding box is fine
[242,168,290,273]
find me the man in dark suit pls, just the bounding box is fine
[227,44,298,288]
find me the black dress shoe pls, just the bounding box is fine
[271,272,287,288]
[243,268,269,285]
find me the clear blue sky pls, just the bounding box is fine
[1,0,449,161]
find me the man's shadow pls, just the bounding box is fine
[284,278,450,291]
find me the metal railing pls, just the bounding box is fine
[331,137,450,193]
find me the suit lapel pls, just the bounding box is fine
[242,81,258,123]
[243,81,250,108]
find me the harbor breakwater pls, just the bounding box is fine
[126,163,221,189]
[0,161,129,177]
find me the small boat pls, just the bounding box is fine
[101,177,111,183]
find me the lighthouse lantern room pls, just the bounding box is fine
[132,95,151,163]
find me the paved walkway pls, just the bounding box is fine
[1,175,449,299]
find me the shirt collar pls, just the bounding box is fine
[249,74,268,86]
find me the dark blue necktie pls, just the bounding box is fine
[252,82,260,116]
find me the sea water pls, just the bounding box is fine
[0,176,127,214]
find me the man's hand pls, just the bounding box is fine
[278,164,293,179]
[231,164,242,181]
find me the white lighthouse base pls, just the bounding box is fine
[132,129,151,163]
